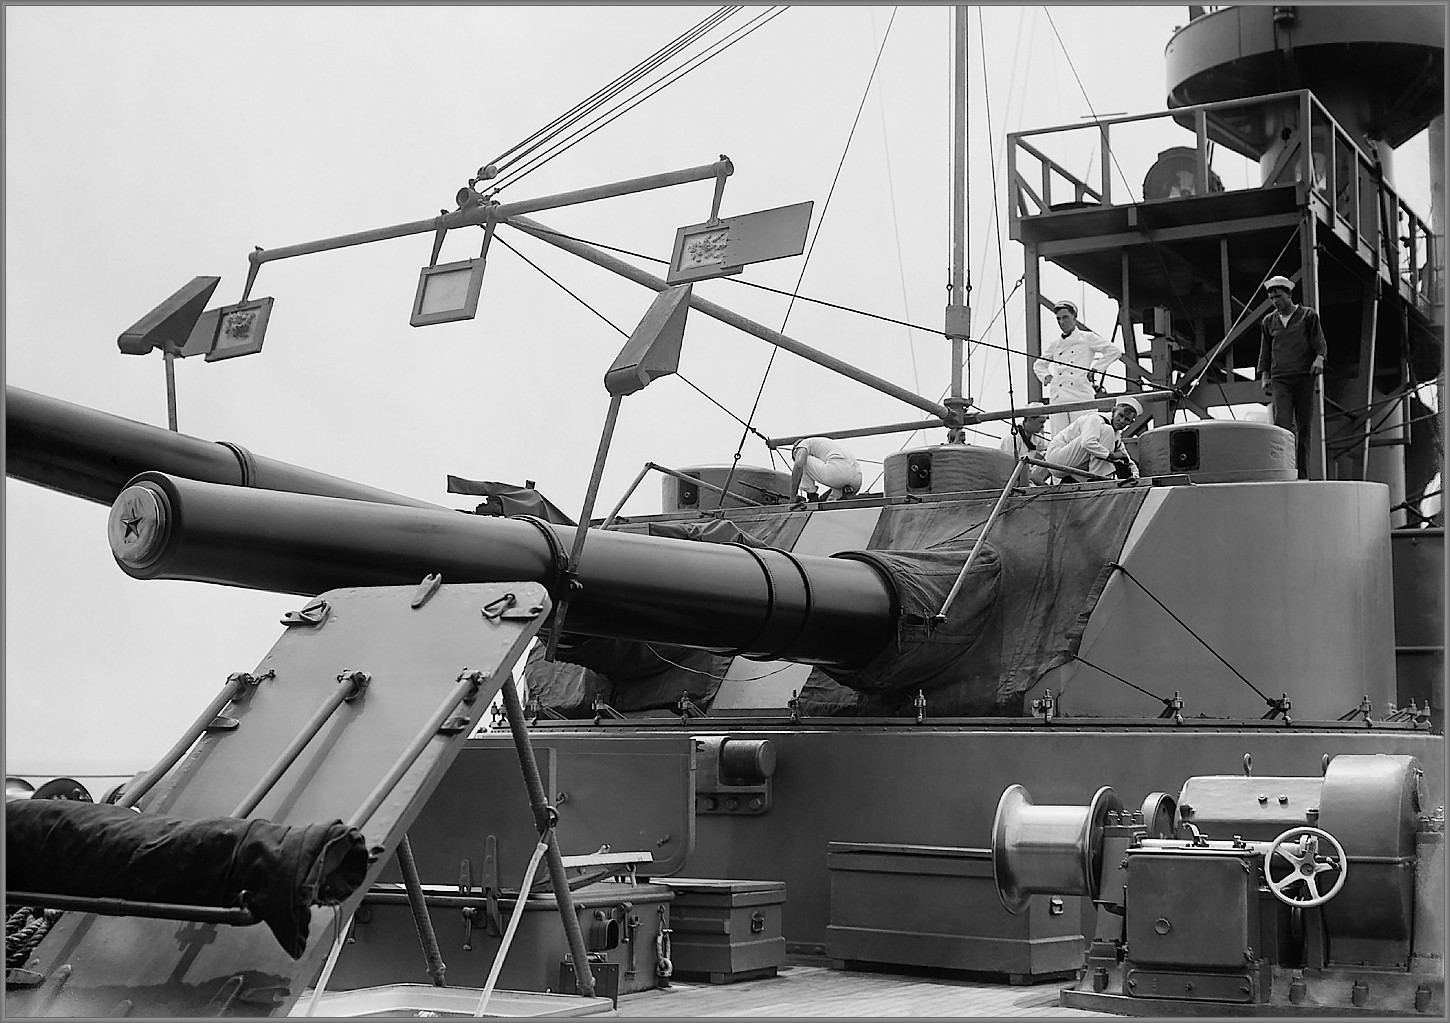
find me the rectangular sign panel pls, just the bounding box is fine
[667,201,813,284]
[204,297,274,362]
[411,257,485,327]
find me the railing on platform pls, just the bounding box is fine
[1007,88,1437,317]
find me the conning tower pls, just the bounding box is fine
[1162,3,1444,502]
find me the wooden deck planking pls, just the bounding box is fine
[616,963,1112,1017]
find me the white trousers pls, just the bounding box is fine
[802,456,862,497]
[1045,380,1095,438]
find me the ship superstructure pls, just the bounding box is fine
[4,5,1443,1018]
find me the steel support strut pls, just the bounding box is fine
[231,670,370,818]
[935,456,1027,625]
[118,670,264,809]
[245,159,734,270]
[505,214,951,420]
[397,835,448,987]
[498,676,596,998]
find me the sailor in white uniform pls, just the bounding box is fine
[789,436,862,502]
[1043,396,1142,485]
[1033,300,1124,437]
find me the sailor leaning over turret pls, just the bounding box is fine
[1043,396,1142,486]
[789,435,863,504]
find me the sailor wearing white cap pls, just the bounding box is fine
[1033,300,1124,437]
[1043,396,1142,485]
[1256,274,1327,479]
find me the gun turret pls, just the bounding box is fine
[8,385,904,670]
[108,471,899,670]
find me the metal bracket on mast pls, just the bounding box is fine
[707,155,732,224]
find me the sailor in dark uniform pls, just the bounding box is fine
[1257,275,1327,479]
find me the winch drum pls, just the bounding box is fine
[992,784,1122,913]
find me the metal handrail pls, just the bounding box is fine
[1007,87,1436,309]
[1010,86,1317,142]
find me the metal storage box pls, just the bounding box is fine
[332,881,674,1002]
[826,843,1082,982]
[657,877,787,983]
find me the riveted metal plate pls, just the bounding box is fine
[1126,968,1256,1002]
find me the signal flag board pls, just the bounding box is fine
[667,201,813,285]
[204,298,274,362]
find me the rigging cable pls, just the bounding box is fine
[497,7,784,192]
[508,222,1157,390]
[720,5,902,500]
[645,643,795,683]
[967,5,1031,405]
[1177,225,1305,396]
[871,4,923,396]
[977,6,1018,437]
[479,7,743,190]
[490,8,790,195]
[1041,6,1222,403]
[1328,388,1423,463]
[492,234,774,444]
[1070,654,1176,709]
[1107,561,1277,707]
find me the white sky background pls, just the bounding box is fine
[4,4,1436,777]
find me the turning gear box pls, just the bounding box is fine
[657,877,788,983]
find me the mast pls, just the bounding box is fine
[944,4,971,443]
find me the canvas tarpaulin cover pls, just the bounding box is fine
[522,635,730,715]
[814,486,1148,715]
[614,508,811,551]
[523,517,787,714]
[6,799,368,959]
[448,476,576,525]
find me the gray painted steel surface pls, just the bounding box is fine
[494,725,1444,952]
[7,582,547,1018]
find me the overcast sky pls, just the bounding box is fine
[4,4,1437,780]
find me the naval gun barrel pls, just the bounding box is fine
[109,473,899,670]
[6,386,440,511]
